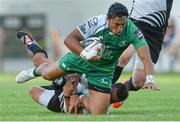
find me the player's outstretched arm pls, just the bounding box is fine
[136,45,160,91]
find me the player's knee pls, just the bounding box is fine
[133,79,145,88]
[37,63,53,80]
[28,86,43,103]
[29,86,38,96]
[42,70,53,80]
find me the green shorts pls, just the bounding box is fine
[58,53,112,92]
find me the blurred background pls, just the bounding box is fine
[0,0,179,73]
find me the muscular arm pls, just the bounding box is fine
[137,45,160,90]
[64,28,84,55]
[136,45,154,76]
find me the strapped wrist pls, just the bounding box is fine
[70,92,79,96]
[64,95,70,99]
[80,49,88,60]
[146,75,155,83]
[80,49,98,60]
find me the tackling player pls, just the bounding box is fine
[16,2,155,114]
[15,32,128,114]
[112,0,173,91]
[28,74,128,114]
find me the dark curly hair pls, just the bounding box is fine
[112,83,128,102]
[107,2,129,19]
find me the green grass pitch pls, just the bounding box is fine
[0,72,180,121]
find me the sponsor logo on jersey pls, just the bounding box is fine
[118,40,128,47]
[109,32,113,35]
[94,86,105,92]
[87,17,98,28]
[134,29,144,40]
[100,79,108,85]
[61,63,70,71]
[79,23,87,35]
[98,35,104,40]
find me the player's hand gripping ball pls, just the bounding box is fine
[81,37,105,57]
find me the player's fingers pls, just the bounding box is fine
[156,87,160,90]
[148,85,152,90]
[143,84,153,90]
[68,106,72,113]
[150,84,160,91]
[69,105,74,114]
[143,83,160,91]
[154,86,160,91]
[150,85,156,90]
[95,47,101,51]
[144,84,149,89]
[74,105,78,114]
[142,85,147,89]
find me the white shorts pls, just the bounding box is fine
[39,90,54,107]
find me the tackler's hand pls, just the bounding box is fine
[142,75,160,91]
[68,94,81,114]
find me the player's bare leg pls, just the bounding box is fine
[16,31,53,66]
[79,96,90,112]
[33,52,53,67]
[29,86,57,110]
[16,31,54,83]
[89,90,110,114]
[29,86,45,103]
[34,62,65,81]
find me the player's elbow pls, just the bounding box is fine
[119,55,132,66]
[64,34,74,48]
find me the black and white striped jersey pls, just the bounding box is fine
[130,0,173,29]
[58,92,65,112]
[129,0,173,63]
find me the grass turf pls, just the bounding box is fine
[0,72,180,121]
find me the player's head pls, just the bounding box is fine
[107,2,128,18]
[107,2,128,36]
[111,83,128,103]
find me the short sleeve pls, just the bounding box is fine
[77,15,107,39]
[127,19,147,49]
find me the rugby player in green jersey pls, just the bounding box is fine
[16,2,154,114]
[15,32,128,114]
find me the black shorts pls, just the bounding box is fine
[130,0,173,64]
[46,88,65,113]
[88,82,111,94]
[131,19,164,64]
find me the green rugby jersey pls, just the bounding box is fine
[76,15,147,73]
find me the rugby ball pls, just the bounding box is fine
[81,37,105,56]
